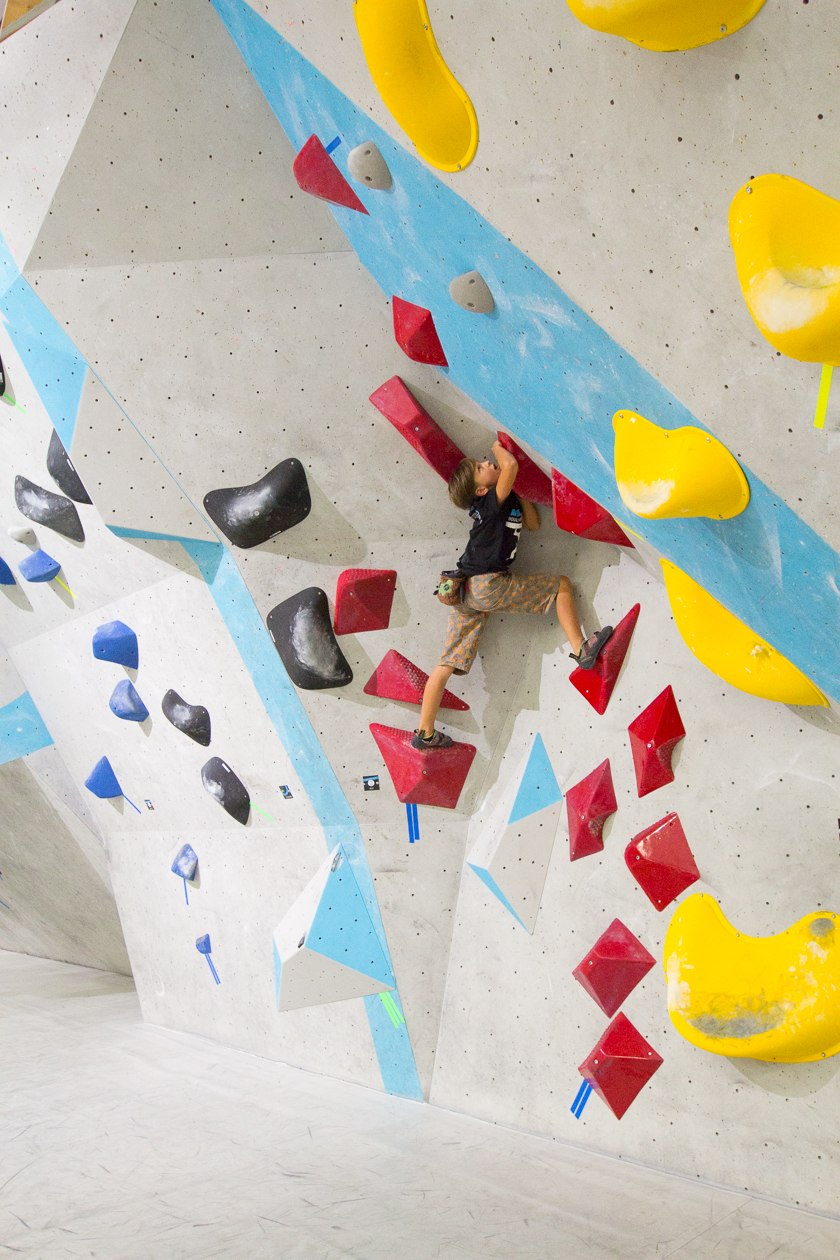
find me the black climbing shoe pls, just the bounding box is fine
[411,729,454,751]
[570,626,613,671]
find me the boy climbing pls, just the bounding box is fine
[411,439,613,750]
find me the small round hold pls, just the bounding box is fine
[347,141,392,190]
[8,524,35,543]
[449,270,495,315]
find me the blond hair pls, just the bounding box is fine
[448,458,477,510]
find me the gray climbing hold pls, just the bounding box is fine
[347,141,392,191]
[449,270,495,315]
[203,458,311,549]
[266,587,353,690]
[162,690,211,746]
[14,476,85,542]
[201,756,250,825]
[46,429,92,505]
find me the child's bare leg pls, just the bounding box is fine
[556,576,584,655]
[418,665,455,737]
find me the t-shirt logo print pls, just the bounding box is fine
[505,506,523,562]
[459,490,525,576]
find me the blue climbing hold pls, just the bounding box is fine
[195,933,212,955]
[0,556,15,585]
[18,550,61,583]
[171,843,198,880]
[92,620,138,669]
[84,755,123,799]
[109,679,149,722]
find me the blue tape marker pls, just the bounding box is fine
[123,794,142,815]
[571,1080,592,1118]
[0,899,9,910]
[324,135,341,154]
[406,802,418,842]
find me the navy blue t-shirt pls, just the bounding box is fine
[457,489,523,577]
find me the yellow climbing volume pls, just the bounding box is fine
[729,174,840,365]
[613,410,749,520]
[665,894,840,1062]
[661,560,828,706]
[564,0,767,52]
[354,0,478,173]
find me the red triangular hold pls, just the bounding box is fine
[369,723,475,808]
[552,469,633,547]
[496,433,553,506]
[625,812,700,911]
[369,376,463,481]
[566,758,617,860]
[334,570,396,636]
[570,603,640,715]
[392,296,448,367]
[579,1012,663,1119]
[292,135,369,214]
[573,919,656,1016]
[628,684,685,796]
[364,650,469,711]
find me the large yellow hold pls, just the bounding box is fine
[354,0,478,173]
[565,0,766,51]
[665,894,840,1062]
[730,175,840,365]
[661,560,828,706]
[613,410,749,520]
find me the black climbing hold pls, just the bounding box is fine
[202,458,311,548]
[162,689,211,746]
[0,353,5,397]
[14,476,85,542]
[46,429,92,504]
[201,756,250,825]
[266,587,353,690]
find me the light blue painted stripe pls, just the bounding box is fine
[211,0,840,703]
[468,862,528,931]
[508,734,563,825]
[0,692,54,765]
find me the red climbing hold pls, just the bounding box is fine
[625,812,700,911]
[566,758,617,861]
[369,723,475,809]
[570,603,640,715]
[369,376,464,481]
[334,569,397,636]
[628,684,685,796]
[573,919,656,1017]
[364,649,469,710]
[578,1012,663,1119]
[392,296,449,367]
[496,433,553,506]
[292,135,369,214]
[551,469,633,547]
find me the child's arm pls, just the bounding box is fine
[521,500,541,531]
[492,439,518,505]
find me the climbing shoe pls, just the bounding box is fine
[410,729,454,750]
[570,626,613,670]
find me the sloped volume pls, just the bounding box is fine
[364,649,469,710]
[625,812,700,911]
[292,134,369,214]
[467,734,562,932]
[552,468,633,546]
[14,476,85,542]
[570,603,640,715]
[46,429,92,504]
[162,690,211,745]
[267,588,353,690]
[566,758,617,861]
[578,1012,663,1120]
[334,569,397,635]
[202,459,311,548]
[392,297,448,367]
[92,620,138,669]
[273,846,394,1011]
[496,433,553,506]
[573,919,656,1017]
[628,684,685,796]
[201,756,250,825]
[370,723,475,808]
[369,376,463,481]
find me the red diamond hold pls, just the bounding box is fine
[392,297,448,367]
[628,684,685,796]
[566,758,617,860]
[625,812,700,911]
[334,570,396,636]
[364,650,469,710]
[292,135,368,214]
[570,603,640,715]
[370,723,475,809]
[579,1012,663,1119]
[573,919,656,1016]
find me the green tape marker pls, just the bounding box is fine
[814,363,833,430]
[251,802,274,821]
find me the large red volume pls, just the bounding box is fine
[566,758,617,861]
[625,812,700,911]
[496,433,553,506]
[364,649,469,711]
[628,684,685,796]
[552,469,633,547]
[578,1012,663,1119]
[573,919,656,1016]
[369,376,464,481]
[369,723,475,808]
[334,570,397,636]
[392,296,449,367]
[570,603,640,715]
[292,135,369,214]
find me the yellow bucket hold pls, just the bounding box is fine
[665,894,840,1062]
[661,560,829,707]
[613,410,749,521]
[729,174,840,365]
[354,0,478,174]
[565,0,766,52]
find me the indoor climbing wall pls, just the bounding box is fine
[1,0,838,1216]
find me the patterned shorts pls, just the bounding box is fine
[438,571,562,676]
